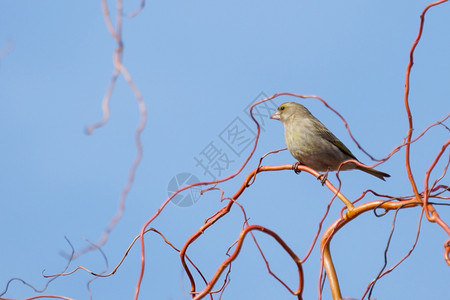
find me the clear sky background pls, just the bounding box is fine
[0,1,449,299]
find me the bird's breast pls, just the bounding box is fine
[283,118,347,171]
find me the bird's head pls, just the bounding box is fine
[270,102,309,123]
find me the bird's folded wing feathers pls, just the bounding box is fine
[314,122,357,160]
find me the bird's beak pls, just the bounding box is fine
[270,110,281,120]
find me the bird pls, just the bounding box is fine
[270,101,390,181]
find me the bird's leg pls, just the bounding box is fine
[317,168,330,185]
[292,162,302,174]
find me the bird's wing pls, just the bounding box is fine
[313,121,357,160]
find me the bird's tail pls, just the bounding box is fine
[356,166,391,181]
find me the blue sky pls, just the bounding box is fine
[0,1,449,299]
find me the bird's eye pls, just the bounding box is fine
[279,106,285,111]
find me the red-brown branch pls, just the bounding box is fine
[320,198,420,300]
[192,225,304,300]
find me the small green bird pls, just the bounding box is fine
[270,102,390,181]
